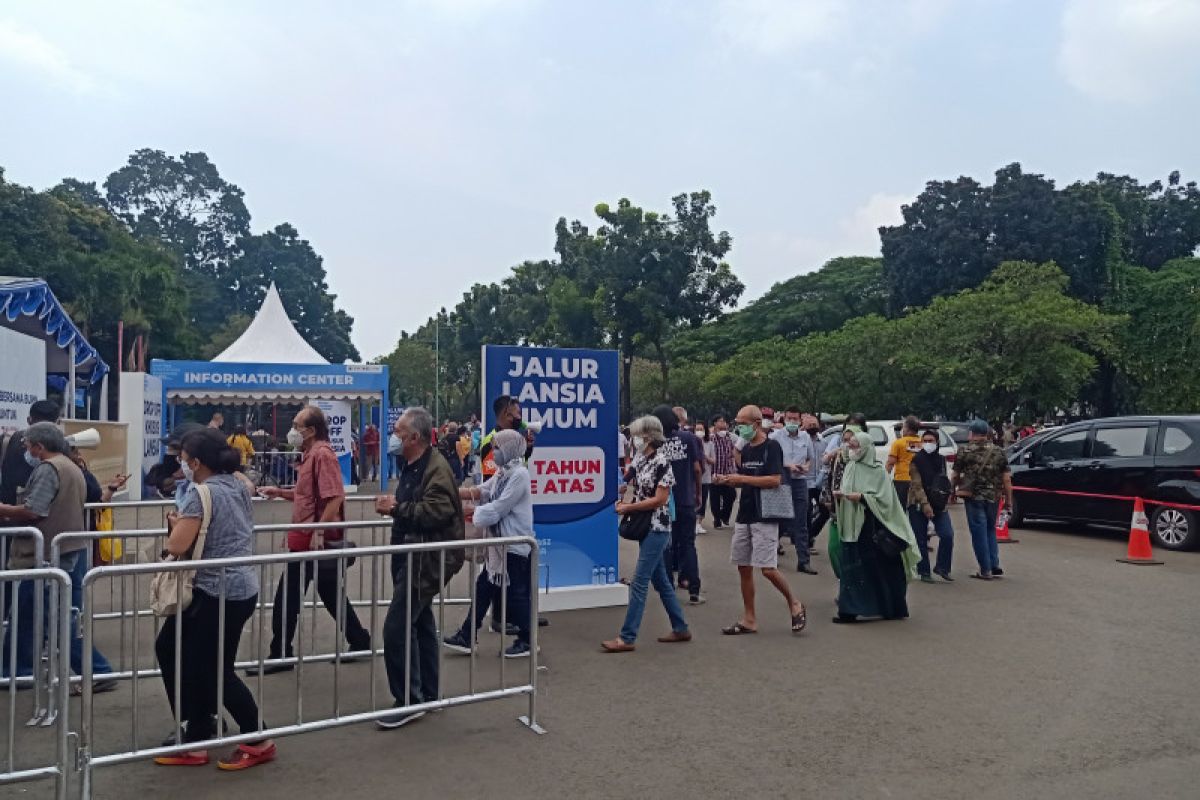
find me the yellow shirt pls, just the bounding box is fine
[889,435,921,481]
[228,434,255,466]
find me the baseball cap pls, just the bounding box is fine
[968,419,991,436]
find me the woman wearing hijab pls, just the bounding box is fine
[445,429,535,658]
[832,431,920,624]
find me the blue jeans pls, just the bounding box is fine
[965,499,1000,574]
[619,530,688,644]
[908,506,956,576]
[2,549,113,678]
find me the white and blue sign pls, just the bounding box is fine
[482,345,619,591]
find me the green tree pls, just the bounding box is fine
[1113,258,1200,412]
[200,314,252,360]
[234,224,359,362]
[0,169,190,377]
[104,149,252,340]
[557,191,743,420]
[670,256,886,362]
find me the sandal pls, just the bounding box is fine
[721,622,757,635]
[791,604,808,633]
[154,750,210,767]
[217,741,277,771]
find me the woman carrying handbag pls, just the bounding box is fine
[601,416,690,653]
[154,428,275,771]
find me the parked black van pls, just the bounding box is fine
[1009,416,1200,550]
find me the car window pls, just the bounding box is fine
[867,426,888,446]
[1159,425,1198,457]
[1092,427,1151,458]
[1039,429,1089,462]
[938,430,955,449]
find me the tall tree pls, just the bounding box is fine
[104,149,251,338]
[557,191,743,420]
[234,223,359,362]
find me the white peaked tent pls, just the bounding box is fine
[214,282,328,364]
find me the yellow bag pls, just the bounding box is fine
[96,507,123,563]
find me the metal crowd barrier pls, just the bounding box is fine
[77,535,542,799]
[0,567,72,800]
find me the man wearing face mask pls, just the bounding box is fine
[0,422,117,691]
[0,400,62,509]
[479,395,536,481]
[708,415,737,529]
[714,406,807,636]
[654,405,705,605]
[771,406,818,574]
[249,407,371,675]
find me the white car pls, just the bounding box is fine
[819,420,959,469]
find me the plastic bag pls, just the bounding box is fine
[96,507,123,563]
[827,519,842,579]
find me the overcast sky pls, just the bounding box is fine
[3,0,1199,360]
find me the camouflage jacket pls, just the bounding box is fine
[952,441,1009,502]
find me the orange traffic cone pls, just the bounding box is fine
[1116,497,1163,565]
[996,498,1019,544]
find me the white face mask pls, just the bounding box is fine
[286,428,305,448]
[922,442,938,453]
[180,460,195,482]
[632,435,646,453]
[387,433,403,455]
[715,429,728,438]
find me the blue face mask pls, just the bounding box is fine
[24,450,40,468]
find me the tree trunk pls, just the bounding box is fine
[654,341,670,402]
[620,344,633,424]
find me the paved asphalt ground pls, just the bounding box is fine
[5,505,1200,799]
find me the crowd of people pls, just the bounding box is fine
[0,390,1018,778]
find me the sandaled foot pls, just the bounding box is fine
[600,638,635,653]
[791,603,808,633]
[721,621,757,635]
[217,741,276,771]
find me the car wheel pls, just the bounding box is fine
[1150,506,1197,551]
[1009,494,1026,527]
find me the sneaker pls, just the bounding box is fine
[490,621,520,636]
[695,523,707,534]
[376,709,426,730]
[919,574,936,584]
[442,631,475,655]
[503,642,532,659]
[933,568,954,582]
[688,594,706,606]
[992,568,1005,577]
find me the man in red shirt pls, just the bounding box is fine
[248,406,371,675]
[362,423,381,482]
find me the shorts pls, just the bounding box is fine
[730,522,779,569]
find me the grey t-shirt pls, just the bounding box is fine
[179,474,259,600]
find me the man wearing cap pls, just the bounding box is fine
[952,419,1014,581]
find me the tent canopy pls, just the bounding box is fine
[214,282,329,365]
[0,276,109,386]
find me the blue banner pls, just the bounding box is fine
[150,360,388,393]
[482,346,619,590]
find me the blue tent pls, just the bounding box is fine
[0,277,111,416]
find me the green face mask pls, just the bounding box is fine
[736,423,757,441]
[785,423,800,434]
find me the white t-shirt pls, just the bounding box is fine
[618,431,629,461]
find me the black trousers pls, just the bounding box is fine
[709,484,736,525]
[157,590,261,743]
[269,560,370,658]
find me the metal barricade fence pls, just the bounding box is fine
[0,531,50,708]
[77,536,543,799]
[0,567,72,800]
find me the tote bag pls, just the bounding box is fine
[149,483,212,617]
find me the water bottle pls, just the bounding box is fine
[607,565,617,584]
[591,566,601,585]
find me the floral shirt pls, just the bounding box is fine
[631,449,675,533]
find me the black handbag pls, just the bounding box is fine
[619,510,653,542]
[871,516,909,559]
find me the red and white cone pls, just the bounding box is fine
[1116,497,1163,565]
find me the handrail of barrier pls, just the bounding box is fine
[84,493,387,513]
[0,567,72,800]
[77,536,542,798]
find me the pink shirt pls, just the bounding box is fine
[287,440,345,551]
